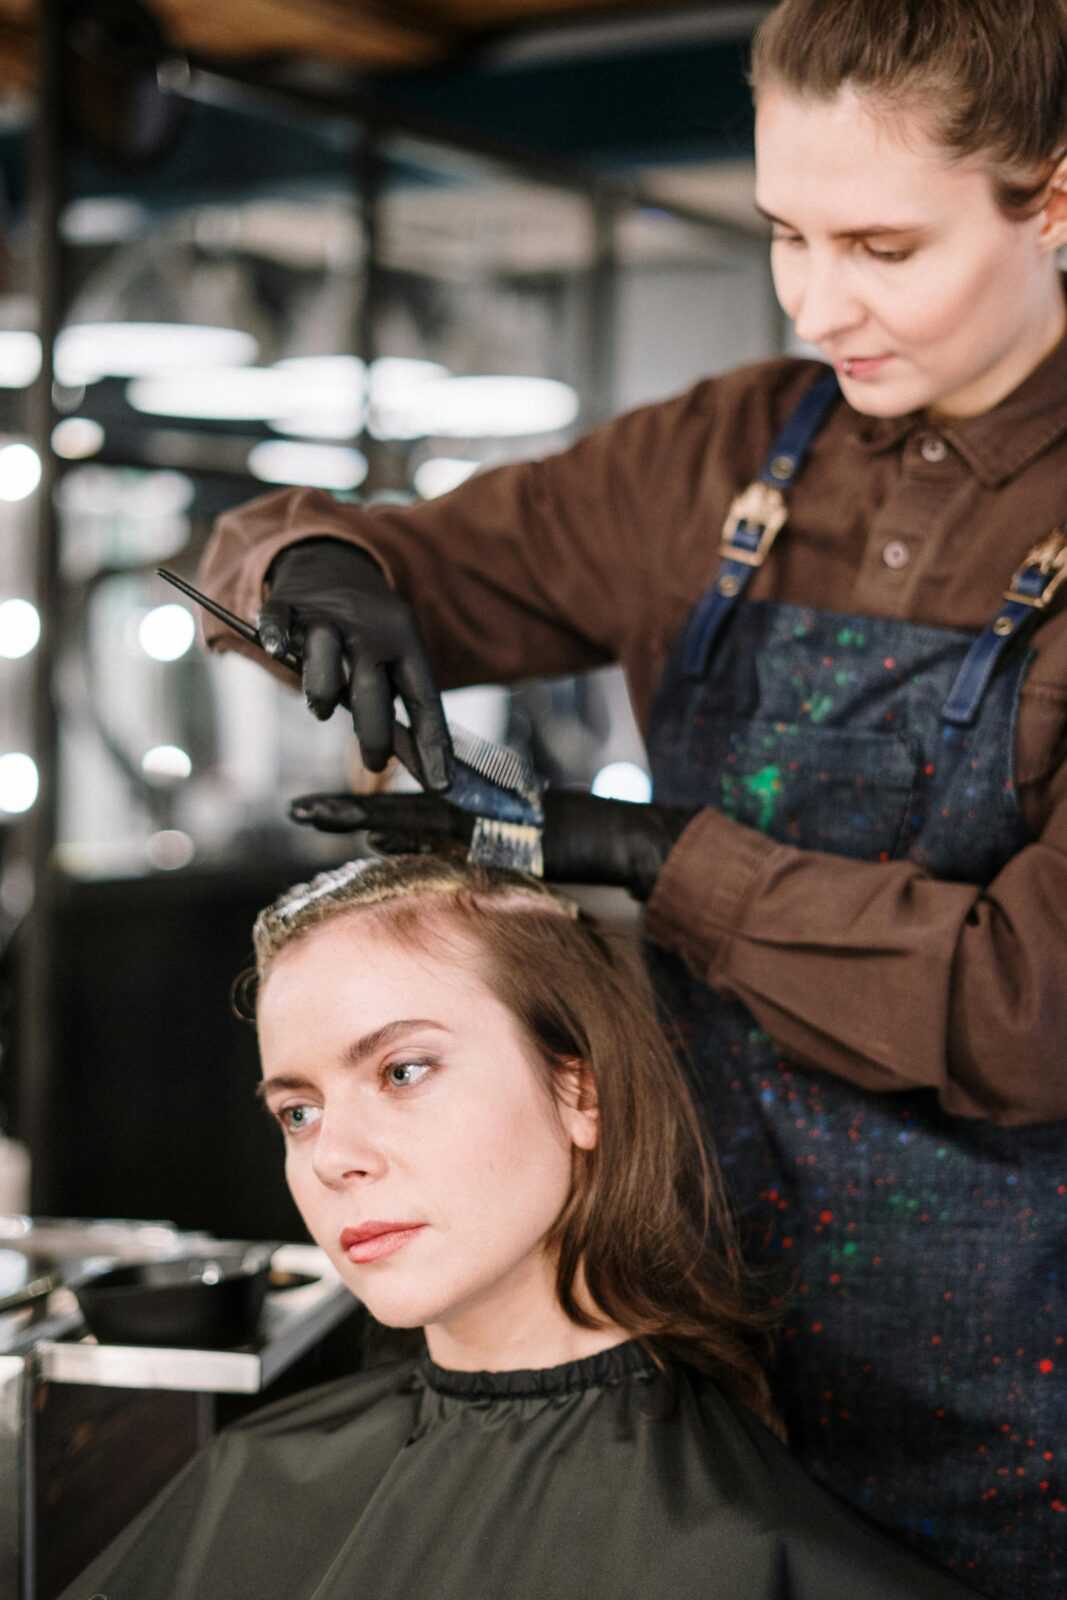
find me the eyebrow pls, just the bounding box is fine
[257,1018,450,1100]
[754,202,923,240]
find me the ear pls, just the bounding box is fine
[1038,153,1067,253]
[555,1059,599,1151]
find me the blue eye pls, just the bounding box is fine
[277,1103,321,1135]
[384,1061,433,1090]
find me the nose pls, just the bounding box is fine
[789,252,863,349]
[309,1110,387,1190]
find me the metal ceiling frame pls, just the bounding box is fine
[170,47,768,250]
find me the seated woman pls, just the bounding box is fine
[64,856,974,1600]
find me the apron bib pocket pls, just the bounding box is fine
[673,719,920,861]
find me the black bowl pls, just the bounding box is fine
[74,1248,273,1348]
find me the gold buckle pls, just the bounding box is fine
[720,481,788,567]
[1004,530,1067,610]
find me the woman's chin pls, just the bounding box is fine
[365,1303,426,1330]
[350,1280,440,1330]
[839,377,925,418]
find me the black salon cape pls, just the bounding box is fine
[62,1341,977,1600]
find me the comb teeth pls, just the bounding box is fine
[393,703,542,804]
[450,726,540,803]
[468,818,545,877]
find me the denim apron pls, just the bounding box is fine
[645,374,1067,1599]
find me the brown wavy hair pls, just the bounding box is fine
[245,855,778,1428]
[751,0,1067,216]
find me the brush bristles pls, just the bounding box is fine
[468,819,544,877]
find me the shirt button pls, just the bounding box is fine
[919,433,948,463]
[882,540,911,571]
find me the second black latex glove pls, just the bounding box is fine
[258,538,453,791]
[289,789,697,900]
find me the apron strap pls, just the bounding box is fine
[942,531,1067,726]
[683,370,840,679]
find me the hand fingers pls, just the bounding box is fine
[257,598,292,657]
[393,638,454,793]
[349,657,394,772]
[362,796,460,835]
[288,794,368,832]
[288,791,462,839]
[302,623,347,719]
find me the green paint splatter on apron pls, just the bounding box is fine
[721,766,783,831]
[743,765,783,831]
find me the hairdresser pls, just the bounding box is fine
[198,3,1067,1595]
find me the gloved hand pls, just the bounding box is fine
[288,789,697,900]
[258,538,454,792]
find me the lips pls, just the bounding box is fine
[339,1221,425,1264]
[838,354,892,378]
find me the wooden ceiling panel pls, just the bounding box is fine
[151,0,449,68]
[0,0,728,91]
[0,1,32,93]
[433,0,664,22]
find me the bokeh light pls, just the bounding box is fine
[591,762,652,803]
[0,445,42,502]
[0,753,39,815]
[138,604,196,661]
[141,745,193,784]
[0,600,41,660]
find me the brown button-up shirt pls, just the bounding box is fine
[199,342,1067,1126]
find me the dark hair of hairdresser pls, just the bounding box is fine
[751,0,1067,216]
[243,853,778,1428]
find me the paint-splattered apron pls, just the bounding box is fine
[645,373,1067,1598]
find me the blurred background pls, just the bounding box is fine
[0,0,786,1242]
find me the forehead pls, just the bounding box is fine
[257,910,497,1039]
[755,83,987,216]
[266,907,484,990]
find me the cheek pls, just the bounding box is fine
[769,248,800,313]
[446,1096,572,1220]
[881,239,1021,348]
[891,286,966,346]
[282,1149,324,1229]
[876,286,958,350]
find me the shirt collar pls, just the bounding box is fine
[847,317,1067,487]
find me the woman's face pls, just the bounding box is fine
[755,84,1066,418]
[257,913,597,1367]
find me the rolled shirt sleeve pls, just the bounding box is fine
[645,800,1067,1126]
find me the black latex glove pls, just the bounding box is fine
[258,538,454,792]
[289,789,697,900]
